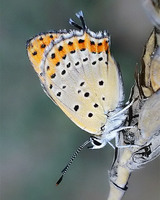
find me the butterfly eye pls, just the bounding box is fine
[89,137,107,150]
[91,137,102,146]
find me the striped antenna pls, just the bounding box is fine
[69,10,87,30]
[69,18,83,30]
[56,139,90,186]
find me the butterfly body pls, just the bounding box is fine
[27,11,127,149]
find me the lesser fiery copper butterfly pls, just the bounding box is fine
[26,11,132,183]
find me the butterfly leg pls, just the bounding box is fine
[111,99,135,120]
[108,141,115,149]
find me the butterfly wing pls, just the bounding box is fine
[27,14,124,135]
[31,30,123,134]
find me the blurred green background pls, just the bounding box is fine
[1,0,160,200]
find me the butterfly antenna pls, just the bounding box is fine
[69,18,83,30]
[69,10,87,30]
[76,11,87,30]
[56,139,90,186]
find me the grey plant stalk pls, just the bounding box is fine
[107,0,160,199]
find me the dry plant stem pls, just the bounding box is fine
[107,149,132,200]
[107,0,160,199]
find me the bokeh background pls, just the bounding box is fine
[1,0,160,199]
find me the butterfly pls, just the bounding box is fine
[26,10,134,184]
[26,11,132,151]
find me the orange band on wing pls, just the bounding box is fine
[27,33,59,75]
[27,32,110,82]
